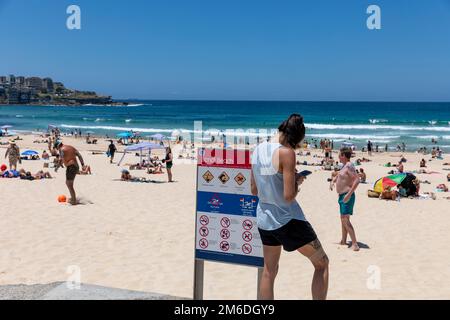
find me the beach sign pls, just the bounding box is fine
[194,148,264,299]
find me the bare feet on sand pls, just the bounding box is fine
[352,244,360,251]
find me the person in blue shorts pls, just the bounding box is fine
[330,147,360,251]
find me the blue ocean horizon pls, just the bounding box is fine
[1,100,449,151]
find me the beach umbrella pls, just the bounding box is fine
[1,125,12,129]
[373,173,407,193]
[117,132,133,138]
[151,133,166,141]
[342,142,355,147]
[21,150,39,156]
[3,130,17,137]
[117,142,165,166]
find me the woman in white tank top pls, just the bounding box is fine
[251,114,329,300]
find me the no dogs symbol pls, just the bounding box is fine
[220,241,230,252]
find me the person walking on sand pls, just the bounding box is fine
[5,140,21,170]
[330,147,360,251]
[54,140,85,205]
[367,140,373,156]
[163,147,174,182]
[107,140,117,164]
[251,114,329,300]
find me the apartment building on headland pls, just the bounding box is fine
[0,74,113,105]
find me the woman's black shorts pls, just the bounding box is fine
[258,219,318,252]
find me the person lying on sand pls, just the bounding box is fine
[34,170,52,179]
[436,184,449,192]
[420,192,437,200]
[19,169,52,180]
[147,163,163,174]
[2,169,20,178]
[121,169,158,183]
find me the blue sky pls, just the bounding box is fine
[1,0,450,101]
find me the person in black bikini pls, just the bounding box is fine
[163,147,173,182]
[54,140,85,205]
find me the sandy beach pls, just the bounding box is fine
[0,133,449,300]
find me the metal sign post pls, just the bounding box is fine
[193,148,264,300]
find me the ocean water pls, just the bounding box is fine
[1,101,449,151]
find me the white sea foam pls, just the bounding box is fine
[309,133,400,140]
[60,124,275,137]
[125,119,132,123]
[413,135,450,140]
[369,119,388,124]
[305,123,450,132]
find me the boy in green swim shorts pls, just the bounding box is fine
[330,147,360,251]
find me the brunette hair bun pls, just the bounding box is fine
[278,114,306,148]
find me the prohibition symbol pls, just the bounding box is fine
[242,231,253,242]
[199,226,209,237]
[221,217,231,228]
[220,241,230,252]
[242,243,252,254]
[220,229,231,240]
[199,238,209,249]
[199,215,209,226]
[242,219,253,230]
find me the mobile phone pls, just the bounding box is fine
[297,170,312,179]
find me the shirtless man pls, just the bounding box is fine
[330,147,360,251]
[54,140,85,205]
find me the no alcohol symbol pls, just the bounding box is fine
[199,226,209,237]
